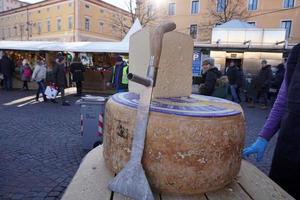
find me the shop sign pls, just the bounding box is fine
[192,51,202,77]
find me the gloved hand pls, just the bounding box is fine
[243,137,268,162]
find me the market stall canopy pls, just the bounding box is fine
[0,19,142,53]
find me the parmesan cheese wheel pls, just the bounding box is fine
[103,93,245,195]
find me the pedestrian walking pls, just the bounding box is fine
[20,59,32,91]
[255,60,273,109]
[225,61,240,103]
[32,55,47,102]
[0,51,15,91]
[199,57,222,96]
[111,56,129,93]
[53,55,70,106]
[243,43,300,200]
[70,53,85,96]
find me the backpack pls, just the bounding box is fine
[23,66,32,78]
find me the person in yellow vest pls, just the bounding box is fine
[112,56,129,93]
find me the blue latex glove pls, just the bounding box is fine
[243,137,268,162]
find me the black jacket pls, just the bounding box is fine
[271,63,285,89]
[225,66,239,85]
[0,55,15,76]
[53,62,67,87]
[256,65,273,90]
[200,67,222,96]
[70,61,85,82]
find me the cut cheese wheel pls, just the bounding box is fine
[129,27,194,98]
[103,92,245,195]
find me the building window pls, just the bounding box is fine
[57,5,60,10]
[85,4,90,8]
[68,16,73,30]
[38,10,41,13]
[57,18,62,31]
[47,20,51,32]
[191,0,199,14]
[217,0,226,12]
[247,21,256,27]
[190,24,197,39]
[168,3,176,16]
[281,20,292,38]
[248,0,258,11]
[100,9,104,13]
[112,25,116,35]
[283,0,294,8]
[47,8,50,12]
[99,22,104,32]
[147,4,154,17]
[68,2,72,7]
[85,17,90,31]
[37,22,42,34]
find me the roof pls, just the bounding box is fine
[0,19,142,53]
[215,19,255,29]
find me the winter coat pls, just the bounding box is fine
[70,61,85,82]
[271,63,285,90]
[236,67,244,87]
[225,65,239,85]
[256,65,273,91]
[53,62,67,87]
[199,67,222,96]
[0,55,15,76]
[20,64,32,81]
[32,63,47,82]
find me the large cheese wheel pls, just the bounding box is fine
[103,92,245,195]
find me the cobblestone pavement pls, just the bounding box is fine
[0,89,277,199]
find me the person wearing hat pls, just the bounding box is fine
[52,54,69,106]
[199,57,222,96]
[255,59,273,109]
[243,43,300,199]
[111,56,129,93]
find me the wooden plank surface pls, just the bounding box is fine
[236,160,295,200]
[206,181,252,200]
[62,147,295,200]
[113,193,160,200]
[62,146,113,200]
[161,194,207,200]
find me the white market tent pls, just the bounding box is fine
[0,19,142,53]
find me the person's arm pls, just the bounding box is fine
[31,65,38,81]
[259,73,288,140]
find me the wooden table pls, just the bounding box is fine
[62,146,294,200]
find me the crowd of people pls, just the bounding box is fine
[0,52,129,106]
[198,56,286,109]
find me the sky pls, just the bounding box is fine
[20,0,130,11]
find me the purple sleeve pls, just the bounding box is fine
[258,80,288,141]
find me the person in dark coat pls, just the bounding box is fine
[53,55,69,106]
[0,52,15,91]
[269,60,286,101]
[225,61,240,103]
[70,53,85,96]
[199,57,222,96]
[243,43,300,199]
[236,65,244,102]
[255,60,273,109]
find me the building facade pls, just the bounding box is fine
[0,0,28,12]
[0,0,131,42]
[143,0,300,45]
